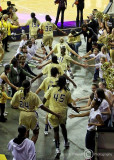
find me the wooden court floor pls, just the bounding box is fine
[1,0,109,24]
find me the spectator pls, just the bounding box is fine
[55,0,67,28]
[8,125,36,160]
[72,0,84,27]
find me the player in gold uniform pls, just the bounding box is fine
[36,67,59,135]
[57,46,87,71]
[38,15,66,50]
[32,55,76,87]
[43,37,81,59]
[11,80,60,144]
[43,76,78,159]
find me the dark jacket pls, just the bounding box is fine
[77,0,84,10]
[88,19,99,34]
[9,64,34,85]
[59,0,67,9]
[74,27,98,41]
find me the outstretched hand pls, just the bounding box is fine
[37,65,43,69]
[69,114,76,119]
[73,82,77,88]
[78,56,82,60]
[63,32,67,36]
[83,64,88,68]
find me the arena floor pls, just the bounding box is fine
[1,0,109,24]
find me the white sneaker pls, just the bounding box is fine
[4,113,8,116]
[56,148,61,154]
[44,131,48,135]
[5,112,8,114]
[64,141,70,148]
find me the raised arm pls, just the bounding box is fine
[69,111,90,119]
[38,60,51,69]
[31,73,43,83]
[71,59,87,67]
[63,73,77,88]
[3,76,18,90]
[75,96,89,102]
[56,27,67,35]
[84,57,95,62]
[82,50,92,58]
[35,88,41,94]
[44,50,54,60]
[68,103,79,113]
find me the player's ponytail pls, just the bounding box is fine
[22,80,31,99]
[31,12,37,24]
[57,76,67,91]
[52,55,58,64]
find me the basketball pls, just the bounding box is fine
[75,0,79,5]
[55,0,60,4]
[39,29,43,34]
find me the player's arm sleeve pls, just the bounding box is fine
[10,92,19,107]
[33,94,43,108]
[59,66,64,75]
[42,66,48,75]
[44,88,51,101]
[53,45,57,53]
[38,23,42,30]
[37,19,41,26]
[39,80,45,91]
[66,55,73,62]
[25,20,30,26]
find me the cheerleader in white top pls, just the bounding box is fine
[69,98,104,160]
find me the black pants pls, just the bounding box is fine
[85,130,95,160]
[2,36,8,51]
[11,82,20,97]
[86,39,92,52]
[55,7,65,26]
[0,103,5,118]
[76,7,83,27]
[24,63,37,77]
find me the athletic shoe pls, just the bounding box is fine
[5,111,8,114]
[4,113,8,116]
[0,117,7,122]
[55,148,61,159]
[64,141,70,148]
[44,131,48,135]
